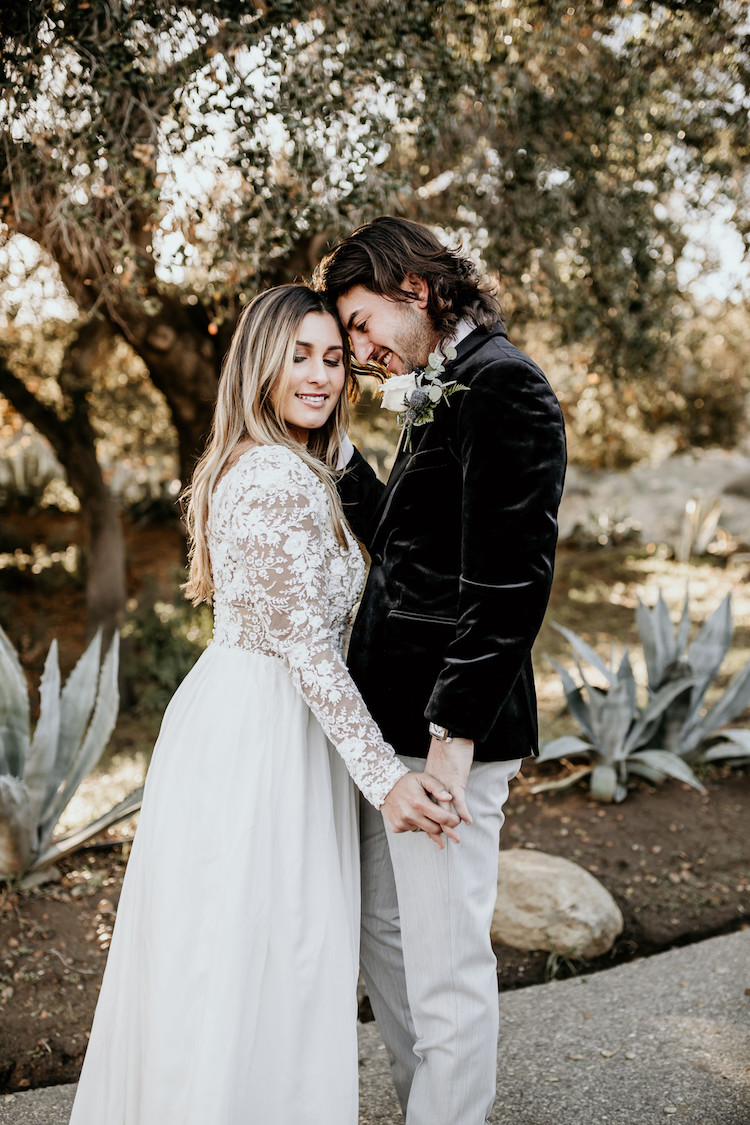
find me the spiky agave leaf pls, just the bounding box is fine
[0,623,31,779]
[636,592,678,690]
[622,676,695,755]
[627,750,705,794]
[701,729,750,764]
[546,657,595,741]
[617,649,638,715]
[653,658,694,753]
[684,594,733,722]
[31,784,143,873]
[680,658,750,760]
[38,631,102,831]
[23,640,61,850]
[676,591,691,659]
[585,676,636,765]
[38,635,120,852]
[0,776,33,879]
[550,624,612,683]
[589,763,627,803]
[538,735,595,762]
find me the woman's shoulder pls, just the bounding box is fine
[218,442,325,504]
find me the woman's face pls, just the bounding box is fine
[272,311,347,443]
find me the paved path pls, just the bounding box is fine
[3,930,748,1125]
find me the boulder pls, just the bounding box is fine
[492,849,623,959]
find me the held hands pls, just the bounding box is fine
[381,772,462,849]
[425,736,474,827]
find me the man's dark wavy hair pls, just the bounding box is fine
[314,216,501,338]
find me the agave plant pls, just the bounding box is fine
[636,591,750,765]
[0,625,143,881]
[539,626,704,802]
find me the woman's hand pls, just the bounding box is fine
[380,772,462,848]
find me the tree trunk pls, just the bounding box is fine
[119,295,220,486]
[62,438,127,646]
[0,326,127,642]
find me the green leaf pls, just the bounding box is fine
[636,596,661,687]
[628,749,706,794]
[627,760,669,785]
[701,735,750,763]
[41,631,103,824]
[23,640,61,847]
[682,657,750,756]
[676,590,691,657]
[551,623,612,682]
[685,594,732,717]
[0,624,31,779]
[39,635,120,850]
[622,676,695,755]
[589,763,620,803]
[0,776,33,880]
[586,676,636,764]
[31,784,143,873]
[538,736,595,761]
[546,657,594,740]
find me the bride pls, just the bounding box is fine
[69,284,459,1125]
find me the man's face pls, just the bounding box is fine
[336,283,440,375]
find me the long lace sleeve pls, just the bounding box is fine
[214,450,409,808]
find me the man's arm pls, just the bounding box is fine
[336,446,387,550]
[425,357,567,742]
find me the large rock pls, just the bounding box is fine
[492,849,623,959]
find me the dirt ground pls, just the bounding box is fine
[1,765,748,1094]
[1,510,749,1094]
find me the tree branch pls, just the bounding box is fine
[0,356,68,450]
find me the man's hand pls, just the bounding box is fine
[425,736,474,826]
[381,772,462,849]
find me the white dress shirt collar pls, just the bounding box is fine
[439,317,475,359]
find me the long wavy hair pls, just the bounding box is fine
[183,284,358,605]
[314,215,501,341]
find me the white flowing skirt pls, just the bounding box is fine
[69,643,360,1125]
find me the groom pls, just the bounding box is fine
[317,217,566,1125]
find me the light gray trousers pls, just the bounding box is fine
[359,754,522,1125]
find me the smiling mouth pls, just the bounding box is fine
[375,349,394,370]
[295,393,328,405]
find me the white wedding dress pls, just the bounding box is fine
[69,444,407,1125]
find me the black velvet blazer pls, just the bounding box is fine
[337,323,567,763]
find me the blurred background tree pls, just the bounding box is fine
[1,0,748,634]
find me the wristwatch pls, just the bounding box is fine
[429,722,454,744]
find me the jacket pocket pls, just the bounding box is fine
[386,609,456,628]
[384,610,457,657]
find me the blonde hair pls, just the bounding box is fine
[183,284,358,605]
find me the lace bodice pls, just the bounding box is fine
[208,444,408,808]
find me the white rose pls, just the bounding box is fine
[378,372,418,412]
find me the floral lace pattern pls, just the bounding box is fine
[208,444,408,808]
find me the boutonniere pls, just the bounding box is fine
[377,347,467,451]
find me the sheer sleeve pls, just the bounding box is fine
[223,455,409,808]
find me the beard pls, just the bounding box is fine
[392,302,440,373]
